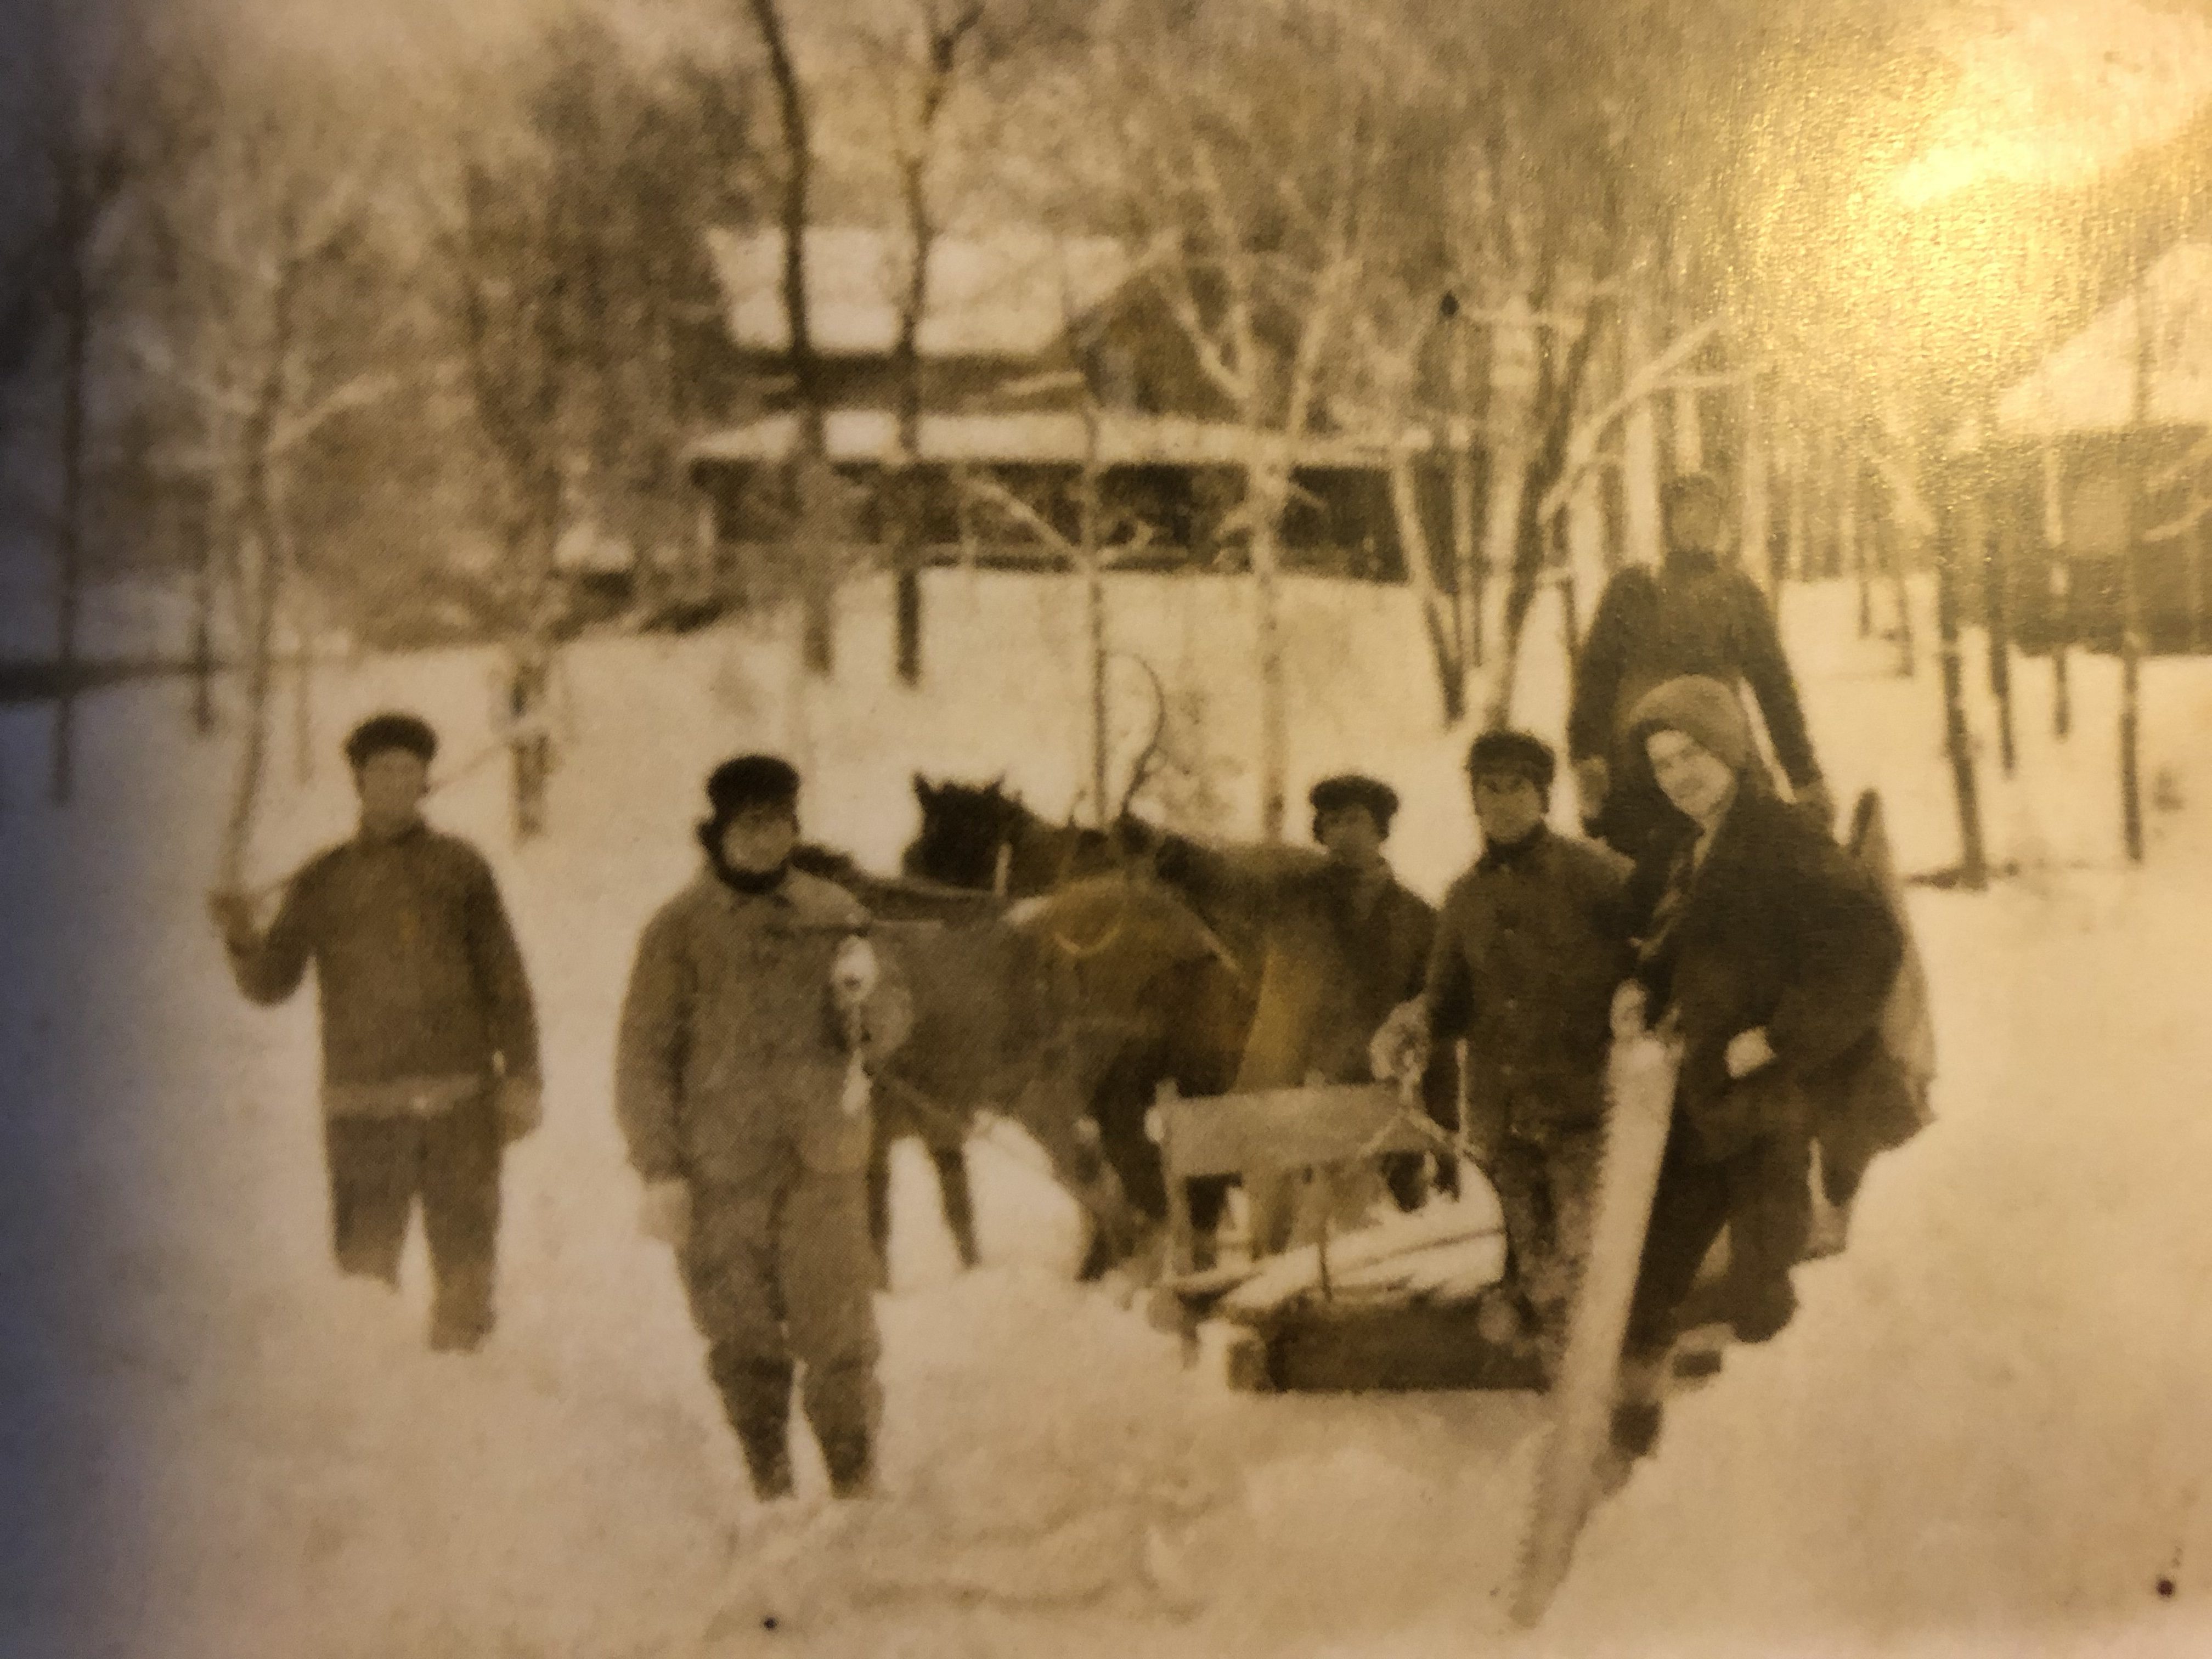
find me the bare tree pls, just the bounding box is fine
[743,0,845,679]
[1082,1,1400,838]
[134,58,387,891]
[848,0,990,687]
[14,13,139,805]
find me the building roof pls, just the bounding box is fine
[1996,241,2212,436]
[703,227,1138,361]
[686,410,1409,471]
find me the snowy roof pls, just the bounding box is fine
[1996,241,2212,436]
[686,410,1405,471]
[704,227,1138,361]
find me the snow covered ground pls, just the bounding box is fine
[3,569,2210,1658]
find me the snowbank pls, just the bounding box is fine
[2,568,2209,1656]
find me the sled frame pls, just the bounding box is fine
[1154,1081,1444,1277]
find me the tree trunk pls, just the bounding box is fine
[191,484,218,735]
[890,147,933,687]
[1933,500,1988,889]
[1785,429,1809,588]
[1081,411,1109,825]
[2120,254,2150,865]
[747,0,835,679]
[1449,336,1485,668]
[1889,510,1917,678]
[1489,297,1605,730]
[1252,473,1289,842]
[2189,512,2209,658]
[291,599,314,783]
[1741,374,1772,592]
[1387,445,1465,726]
[2041,440,2070,738]
[49,272,89,807]
[219,396,287,895]
[1620,304,1662,567]
[1985,510,2016,776]
[1844,450,1869,638]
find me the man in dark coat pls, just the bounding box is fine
[1372,731,1634,1353]
[1610,677,1902,1458]
[210,713,543,1353]
[617,755,913,1503]
[1152,774,1454,1255]
[1568,473,1833,861]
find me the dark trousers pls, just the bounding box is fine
[685,1171,882,1499]
[324,1092,501,1347]
[1624,1111,1810,1354]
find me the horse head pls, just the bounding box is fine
[902,772,1031,891]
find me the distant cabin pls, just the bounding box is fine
[1976,240,2212,656]
[684,227,1417,590]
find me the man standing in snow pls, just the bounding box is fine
[209,712,543,1353]
[1371,732,1635,1359]
[617,755,912,1503]
[1145,773,1454,1256]
[1567,472,1833,861]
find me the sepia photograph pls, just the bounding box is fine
[2,0,2210,1652]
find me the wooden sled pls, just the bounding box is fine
[1149,1081,1544,1393]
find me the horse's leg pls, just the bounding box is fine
[930,1143,980,1268]
[1093,1044,1170,1222]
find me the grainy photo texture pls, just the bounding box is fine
[3,0,2210,1654]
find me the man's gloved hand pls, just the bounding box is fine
[494,1074,544,1143]
[1368,998,1432,1086]
[1793,776,1837,837]
[1573,756,1611,823]
[640,1178,692,1251]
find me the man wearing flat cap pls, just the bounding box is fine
[1373,730,1635,1363]
[616,754,913,1505]
[1143,771,1455,1257]
[209,712,542,1353]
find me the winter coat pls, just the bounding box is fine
[1628,787,1904,1164]
[1156,838,1437,1092]
[1568,552,1822,793]
[614,869,914,1192]
[226,823,539,1116]
[1421,827,1636,1143]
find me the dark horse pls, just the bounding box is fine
[791,845,1149,1280]
[900,778,1260,1269]
[901,776,1123,895]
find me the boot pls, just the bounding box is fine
[709,1347,797,1502]
[821,1429,876,1500]
[428,1264,495,1353]
[736,1425,795,1502]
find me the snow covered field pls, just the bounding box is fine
[3,569,2210,1658]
